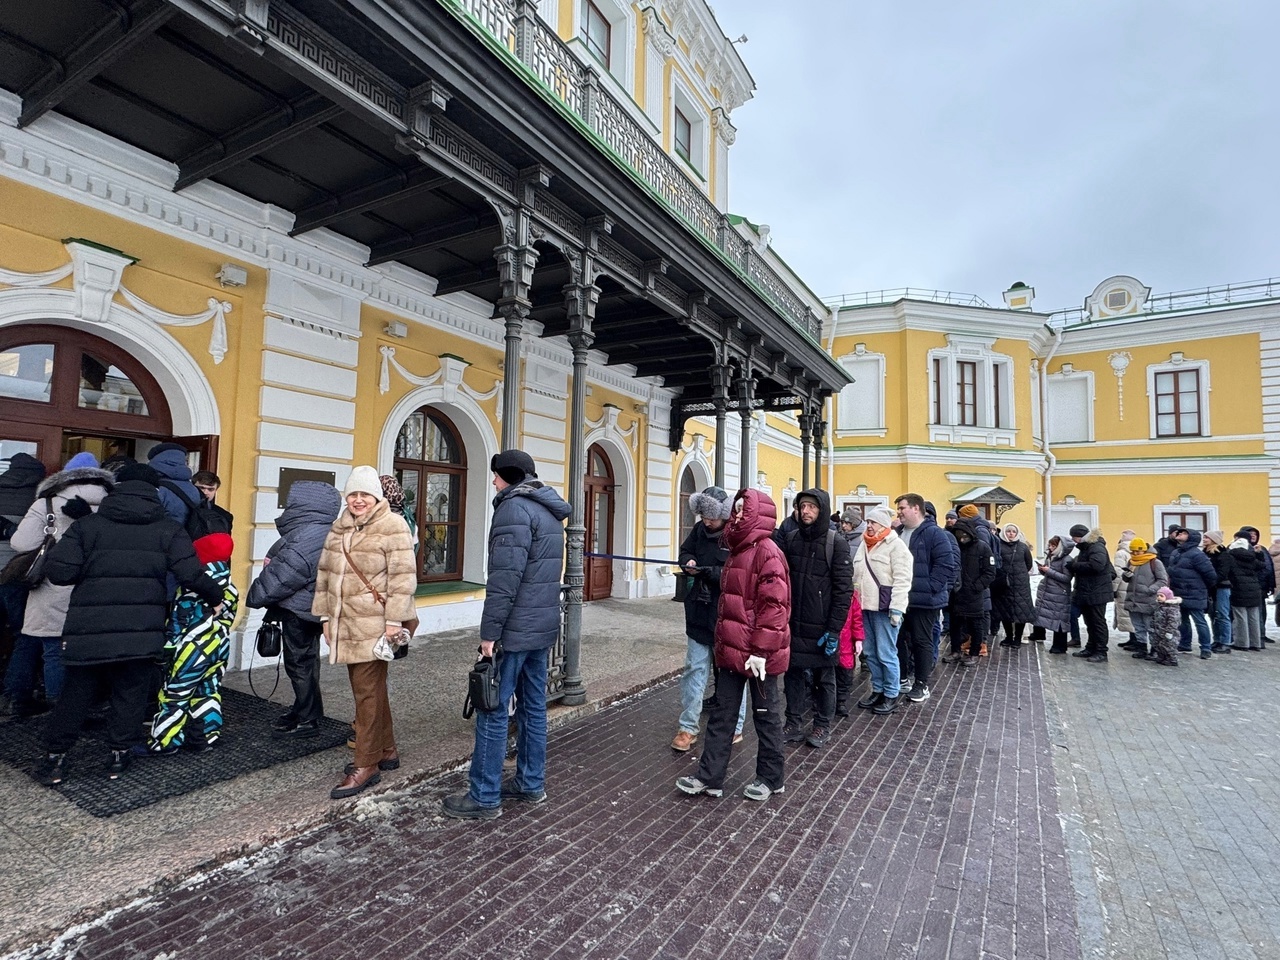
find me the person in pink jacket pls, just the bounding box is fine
[677,489,791,802]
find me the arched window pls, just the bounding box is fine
[678,465,698,547]
[0,324,173,472]
[394,407,466,583]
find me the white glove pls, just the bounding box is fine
[744,655,767,680]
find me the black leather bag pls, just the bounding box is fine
[463,645,503,718]
[255,619,283,658]
[0,498,56,587]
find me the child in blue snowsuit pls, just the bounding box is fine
[146,532,238,752]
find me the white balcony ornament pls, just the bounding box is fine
[1107,350,1132,420]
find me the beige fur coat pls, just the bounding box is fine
[312,499,417,664]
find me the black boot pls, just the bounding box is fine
[106,749,131,780]
[38,753,67,786]
[1130,645,1149,658]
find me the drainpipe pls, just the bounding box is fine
[1039,325,1063,547]
[825,304,838,496]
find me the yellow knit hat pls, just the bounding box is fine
[1129,537,1148,552]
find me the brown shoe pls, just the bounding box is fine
[671,730,697,752]
[330,765,381,799]
[344,751,400,775]
[979,642,989,657]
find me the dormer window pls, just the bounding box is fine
[582,0,611,68]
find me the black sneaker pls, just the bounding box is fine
[441,792,502,819]
[500,777,548,803]
[1200,650,1211,659]
[274,719,319,739]
[1086,653,1108,663]
[805,727,829,749]
[834,701,850,718]
[872,695,899,715]
[1071,649,1093,658]
[782,723,808,743]
[907,681,930,703]
[856,691,884,710]
[38,752,67,786]
[106,749,131,780]
[899,676,914,694]
[1131,648,1150,658]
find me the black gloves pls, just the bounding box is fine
[61,496,92,519]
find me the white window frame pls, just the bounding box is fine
[574,0,634,88]
[670,79,707,180]
[836,344,886,437]
[1045,366,1096,444]
[927,335,1016,446]
[1146,356,1211,440]
[1152,503,1218,540]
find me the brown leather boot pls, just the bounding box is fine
[330,765,381,799]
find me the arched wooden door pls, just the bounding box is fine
[583,444,615,601]
[0,324,184,475]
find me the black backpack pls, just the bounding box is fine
[159,480,234,542]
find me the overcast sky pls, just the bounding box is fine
[717,0,1280,312]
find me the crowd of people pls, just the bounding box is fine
[670,486,1278,802]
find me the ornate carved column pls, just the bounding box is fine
[710,361,732,488]
[814,416,827,494]
[736,373,755,491]
[559,275,599,707]
[798,411,813,491]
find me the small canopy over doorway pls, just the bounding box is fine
[0,324,214,475]
[584,444,615,601]
[952,485,1024,525]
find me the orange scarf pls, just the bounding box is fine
[1129,548,1157,567]
[863,525,891,549]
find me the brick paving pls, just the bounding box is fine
[1042,638,1280,960]
[13,643,1077,960]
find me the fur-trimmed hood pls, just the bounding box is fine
[35,466,115,500]
[1079,526,1105,545]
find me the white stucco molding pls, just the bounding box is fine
[0,288,221,434]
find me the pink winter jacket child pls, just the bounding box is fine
[837,589,865,669]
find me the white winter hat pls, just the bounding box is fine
[866,505,895,528]
[343,465,383,501]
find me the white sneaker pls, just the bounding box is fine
[743,779,784,802]
[676,776,723,798]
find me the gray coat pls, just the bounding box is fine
[1033,541,1073,634]
[480,480,570,652]
[1123,558,1168,617]
[10,467,114,636]
[246,481,342,622]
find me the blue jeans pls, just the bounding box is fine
[1179,609,1212,653]
[468,647,549,808]
[1130,611,1153,647]
[4,635,65,702]
[1212,588,1232,647]
[678,638,745,735]
[863,611,901,698]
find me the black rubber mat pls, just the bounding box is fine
[0,688,349,818]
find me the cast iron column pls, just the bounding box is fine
[798,411,813,491]
[560,281,598,707]
[711,363,731,488]
[736,374,755,490]
[815,417,827,496]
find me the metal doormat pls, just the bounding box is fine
[0,689,350,818]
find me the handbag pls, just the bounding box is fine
[0,498,56,587]
[255,619,283,658]
[463,643,503,718]
[343,547,417,658]
[867,562,894,612]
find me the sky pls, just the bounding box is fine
[715,0,1280,312]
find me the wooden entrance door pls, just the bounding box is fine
[583,444,614,601]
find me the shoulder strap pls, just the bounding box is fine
[159,479,199,510]
[343,548,385,607]
[825,529,835,567]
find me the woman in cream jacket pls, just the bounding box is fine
[313,466,416,800]
[849,505,913,714]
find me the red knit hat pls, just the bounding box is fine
[194,532,234,565]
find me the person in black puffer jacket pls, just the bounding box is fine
[0,452,47,718]
[1166,527,1217,657]
[35,464,222,786]
[1226,535,1264,650]
[1066,525,1113,661]
[247,480,342,736]
[944,518,998,661]
[670,486,738,752]
[993,523,1037,647]
[778,488,853,748]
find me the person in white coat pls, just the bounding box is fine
[849,506,913,715]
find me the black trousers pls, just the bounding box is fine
[45,659,153,753]
[696,668,784,792]
[784,664,835,729]
[899,607,939,685]
[1048,630,1068,653]
[835,665,855,706]
[1079,603,1109,654]
[1000,620,1026,643]
[280,611,324,723]
[950,613,989,655]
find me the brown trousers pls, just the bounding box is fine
[347,660,396,768]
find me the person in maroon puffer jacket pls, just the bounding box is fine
[677,488,791,802]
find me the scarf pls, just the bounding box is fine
[863,525,892,549]
[1129,547,1157,568]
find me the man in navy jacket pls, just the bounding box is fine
[895,493,959,702]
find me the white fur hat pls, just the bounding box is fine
[343,465,383,501]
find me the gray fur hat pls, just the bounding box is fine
[689,485,732,521]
